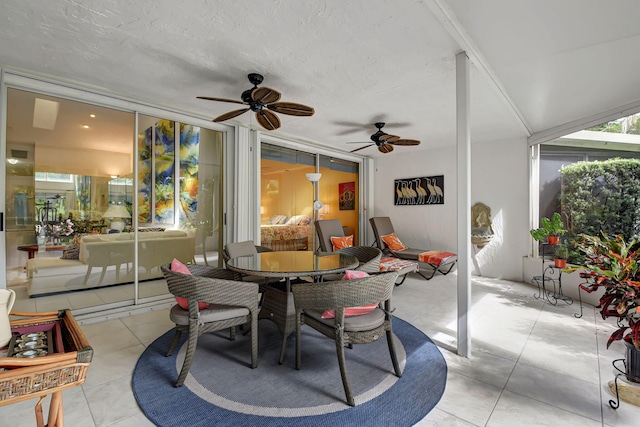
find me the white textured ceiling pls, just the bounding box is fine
[2,0,640,157]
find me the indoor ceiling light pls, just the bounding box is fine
[32,98,59,130]
[83,125,89,129]
[89,114,96,118]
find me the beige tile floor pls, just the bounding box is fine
[2,272,640,426]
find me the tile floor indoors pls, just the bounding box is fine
[2,271,640,426]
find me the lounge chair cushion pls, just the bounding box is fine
[331,235,353,251]
[418,251,457,266]
[171,258,210,310]
[381,233,408,251]
[379,257,419,274]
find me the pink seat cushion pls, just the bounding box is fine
[321,270,378,319]
[418,251,456,266]
[171,258,209,310]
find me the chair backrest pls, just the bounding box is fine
[315,219,345,252]
[224,241,258,260]
[292,271,399,315]
[369,217,396,250]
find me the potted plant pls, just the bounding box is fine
[554,244,569,268]
[530,212,566,245]
[568,233,640,382]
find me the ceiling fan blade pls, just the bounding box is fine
[256,110,281,130]
[390,139,421,146]
[267,102,315,117]
[251,87,281,104]
[350,144,374,153]
[197,96,246,105]
[213,108,250,122]
[379,134,400,143]
[378,144,394,154]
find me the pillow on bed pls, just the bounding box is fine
[286,215,311,225]
[331,235,353,251]
[270,215,288,225]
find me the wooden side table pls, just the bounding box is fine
[17,245,67,259]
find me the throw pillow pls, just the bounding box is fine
[331,235,353,251]
[171,258,209,310]
[286,215,311,225]
[320,271,378,319]
[270,215,288,225]
[381,233,408,251]
[60,243,80,260]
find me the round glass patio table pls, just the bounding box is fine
[227,251,358,363]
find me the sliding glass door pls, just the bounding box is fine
[4,88,224,313]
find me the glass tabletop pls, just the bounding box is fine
[226,251,358,277]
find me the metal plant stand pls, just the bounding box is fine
[532,243,573,306]
[609,358,640,409]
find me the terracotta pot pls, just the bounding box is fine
[554,258,567,268]
[547,236,559,245]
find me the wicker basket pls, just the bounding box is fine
[0,310,93,412]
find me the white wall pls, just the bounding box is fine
[372,136,529,281]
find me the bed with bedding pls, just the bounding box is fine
[260,215,311,251]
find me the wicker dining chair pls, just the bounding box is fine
[291,271,401,406]
[161,265,260,387]
[223,241,275,284]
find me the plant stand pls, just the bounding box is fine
[532,243,573,306]
[609,358,640,409]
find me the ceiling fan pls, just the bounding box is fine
[347,122,420,154]
[197,73,315,131]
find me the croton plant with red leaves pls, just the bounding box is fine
[568,233,640,351]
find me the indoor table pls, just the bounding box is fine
[227,250,358,364]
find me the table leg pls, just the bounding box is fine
[259,278,296,365]
[48,391,63,426]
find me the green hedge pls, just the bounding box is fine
[560,158,640,240]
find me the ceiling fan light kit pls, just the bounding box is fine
[197,73,315,131]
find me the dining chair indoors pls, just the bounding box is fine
[369,216,457,280]
[291,271,401,406]
[161,264,259,387]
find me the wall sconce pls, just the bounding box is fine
[260,206,265,215]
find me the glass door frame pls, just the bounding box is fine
[255,132,374,248]
[0,70,235,312]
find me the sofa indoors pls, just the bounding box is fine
[26,230,195,297]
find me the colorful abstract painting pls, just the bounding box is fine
[179,124,199,227]
[137,127,152,224]
[154,120,175,223]
[339,182,356,210]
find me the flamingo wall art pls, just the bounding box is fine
[394,175,444,205]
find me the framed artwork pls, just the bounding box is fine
[339,182,355,210]
[394,175,444,205]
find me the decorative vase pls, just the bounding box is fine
[547,236,559,245]
[624,340,640,383]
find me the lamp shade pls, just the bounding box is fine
[103,205,131,219]
[306,173,322,182]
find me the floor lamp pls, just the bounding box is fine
[306,173,323,251]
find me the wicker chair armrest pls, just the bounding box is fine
[187,264,240,280]
[292,271,398,311]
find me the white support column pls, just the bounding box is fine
[456,51,471,358]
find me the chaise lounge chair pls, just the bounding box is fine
[369,216,457,280]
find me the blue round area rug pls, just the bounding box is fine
[133,317,447,426]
